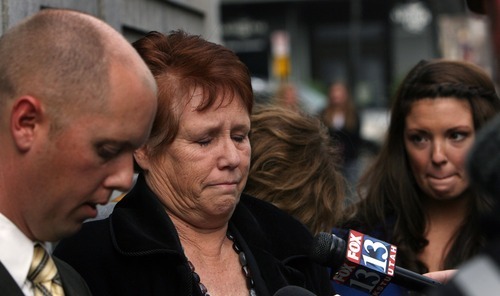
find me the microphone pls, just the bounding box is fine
[467,113,500,200]
[309,230,442,294]
[273,286,317,296]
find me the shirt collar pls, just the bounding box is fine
[0,212,36,287]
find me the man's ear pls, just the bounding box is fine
[134,146,150,171]
[10,96,44,152]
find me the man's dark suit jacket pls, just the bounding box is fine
[0,257,92,295]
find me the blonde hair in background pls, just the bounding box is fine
[245,104,346,235]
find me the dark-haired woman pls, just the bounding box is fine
[338,59,500,274]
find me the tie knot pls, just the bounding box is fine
[28,244,65,296]
[28,244,58,284]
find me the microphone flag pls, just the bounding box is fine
[332,229,397,295]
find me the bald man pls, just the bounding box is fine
[0,9,157,295]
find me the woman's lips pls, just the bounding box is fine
[427,174,456,187]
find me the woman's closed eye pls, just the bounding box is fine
[197,138,212,147]
[232,134,248,143]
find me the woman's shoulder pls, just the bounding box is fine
[52,219,113,286]
[54,218,112,259]
[236,194,313,251]
[240,194,310,232]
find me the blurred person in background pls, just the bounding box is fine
[54,30,333,296]
[245,104,346,236]
[319,81,362,190]
[465,0,500,80]
[274,82,302,111]
[335,59,500,278]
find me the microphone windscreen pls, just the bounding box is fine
[273,286,317,296]
[467,114,500,199]
[309,232,346,268]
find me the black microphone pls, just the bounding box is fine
[467,113,500,200]
[309,231,442,294]
[273,286,317,296]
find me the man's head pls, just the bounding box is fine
[0,9,157,242]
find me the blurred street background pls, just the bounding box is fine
[9,0,493,195]
[220,0,491,144]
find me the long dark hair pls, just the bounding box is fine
[343,59,500,273]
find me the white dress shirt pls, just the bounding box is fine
[0,212,36,296]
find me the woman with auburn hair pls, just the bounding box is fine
[54,30,333,296]
[336,59,500,283]
[245,105,346,235]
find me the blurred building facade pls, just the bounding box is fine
[3,0,491,113]
[0,0,221,43]
[220,0,491,109]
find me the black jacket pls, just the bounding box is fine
[54,175,333,296]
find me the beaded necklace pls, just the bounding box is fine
[186,232,257,296]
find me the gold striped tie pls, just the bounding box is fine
[28,244,65,296]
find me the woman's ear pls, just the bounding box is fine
[134,146,150,171]
[10,96,44,152]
